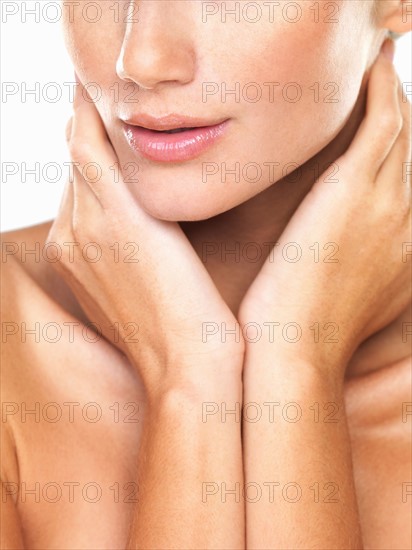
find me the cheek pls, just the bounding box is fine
[62,8,124,117]
[248,44,361,171]
[61,1,374,222]
[215,2,373,177]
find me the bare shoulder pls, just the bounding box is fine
[0,222,57,544]
[2,220,71,305]
[1,220,93,440]
[1,220,134,390]
[1,225,143,550]
[2,221,54,269]
[345,356,412,549]
[1,221,75,426]
[1,221,86,337]
[1,221,55,372]
[1,219,142,434]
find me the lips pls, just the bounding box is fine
[124,123,229,162]
[156,127,195,134]
[121,113,230,162]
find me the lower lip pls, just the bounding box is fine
[123,120,230,163]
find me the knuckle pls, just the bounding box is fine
[68,137,94,166]
[47,217,70,247]
[337,156,364,184]
[71,212,88,242]
[398,120,412,158]
[379,189,410,226]
[46,226,75,274]
[401,198,412,222]
[45,225,60,248]
[397,101,411,134]
[400,97,411,125]
[399,129,411,156]
[72,211,101,244]
[378,112,403,141]
[400,91,411,111]
[377,201,398,227]
[385,65,399,88]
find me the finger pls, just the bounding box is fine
[69,81,196,258]
[343,40,403,178]
[64,111,104,235]
[376,76,412,191]
[59,178,75,224]
[65,116,73,143]
[72,164,103,227]
[70,79,127,208]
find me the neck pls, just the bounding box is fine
[181,75,368,315]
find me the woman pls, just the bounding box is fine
[1,0,411,548]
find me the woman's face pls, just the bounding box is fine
[63,0,381,221]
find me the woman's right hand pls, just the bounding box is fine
[46,79,244,399]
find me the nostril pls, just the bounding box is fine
[115,24,196,91]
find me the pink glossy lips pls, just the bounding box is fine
[122,115,230,162]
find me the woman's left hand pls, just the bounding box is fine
[238,44,411,377]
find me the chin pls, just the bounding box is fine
[114,99,359,223]
[128,185,237,222]
[119,155,265,222]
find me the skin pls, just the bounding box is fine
[1,0,411,548]
[63,0,383,221]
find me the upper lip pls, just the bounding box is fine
[121,113,228,131]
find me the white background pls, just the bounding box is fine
[1,1,411,232]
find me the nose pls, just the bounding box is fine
[116,0,196,90]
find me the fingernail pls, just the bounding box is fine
[381,38,395,62]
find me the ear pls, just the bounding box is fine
[378,0,412,35]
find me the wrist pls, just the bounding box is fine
[243,344,347,390]
[238,310,353,378]
[138,352,243,407]
[145,372,243,412]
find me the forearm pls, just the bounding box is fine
[126,369,245,550]
[243,349,362,550]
